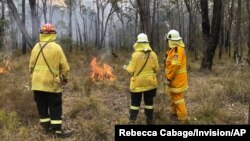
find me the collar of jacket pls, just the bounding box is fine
[39,33,57,42]
[168,40,185,48]
[133,42,152,52]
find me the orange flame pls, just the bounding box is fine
[0,66,9,74]
[0,59,10,74]
[90,57,115,81]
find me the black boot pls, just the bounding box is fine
[54,130,73,138]
[146,119,153,125]
[145,109,153,125]
[129,109,139,125]
[40,122,52,134]
[128,120,136,125]
[169,114,178,121]
[51,124,73,138]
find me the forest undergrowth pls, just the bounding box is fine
[0,48,249,141]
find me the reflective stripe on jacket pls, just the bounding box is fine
[126,43,159,92]
[165,44,188,93]
[29,34,70,93]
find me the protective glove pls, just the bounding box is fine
[164,79,171,86]
[62,79,68,86]
[123,65,127,70]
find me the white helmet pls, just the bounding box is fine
[136,33,149,43]
[166,29,182,41]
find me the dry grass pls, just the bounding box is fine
[0,48,249,140]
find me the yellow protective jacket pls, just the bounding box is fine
[126,43,159,92]
[165,40,188,93]
[29,34,70,93]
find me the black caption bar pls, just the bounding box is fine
[115,125,250,140]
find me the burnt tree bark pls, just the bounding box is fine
[7,0,33,48]
[200,0,222,71]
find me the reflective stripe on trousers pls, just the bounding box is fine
[169,92,187,121]
[40,118,51,123]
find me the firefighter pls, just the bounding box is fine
[164,29,188,122]
[29,23,72,138]
[123,33,159,125]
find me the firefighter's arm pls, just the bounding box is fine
[166,51,182,80]
[29,47,36,74]
[166,64,180,80]
[58,46,70,80]
[154,53,160,73]
[125,53,136,74]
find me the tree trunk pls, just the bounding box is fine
[136,0,150,34]
[135,1,138,48]
[22,0,27,54]
[29,0,39,43]
[200,0,222,71]
[48,0,53,23]
[83,20,88,46]
[150,0,157,50]
[116,11,125,48]
[75,8,83,49]
[156,0,160,51]
[42,0,48,23]
[233,0,241,60]
[184,0,196,53]
[181,1,185,41]
[176,0,182,35]
[185,0,198,60]
[7,0,33,48]
[218,1,224,59]
[246,0,250,60]
[248,94,250,124]
[200,0,210,42]
[69,0,73,52]
[89,16,93,44]
[0,1,5,50]
[225,0,234,58]
[100,5,106,47]
[95,0,101,48]
[100,7,116,49]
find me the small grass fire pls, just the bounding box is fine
[90,57,115,81]
[0,59,10,74]
[0,67,9,74]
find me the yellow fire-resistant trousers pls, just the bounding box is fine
[169,92,187,121]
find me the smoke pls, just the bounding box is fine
[50,0,67,8]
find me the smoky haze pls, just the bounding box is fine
[2,0,133,52]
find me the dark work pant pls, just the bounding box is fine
[34,91,62,131]
[130,89,156,122]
